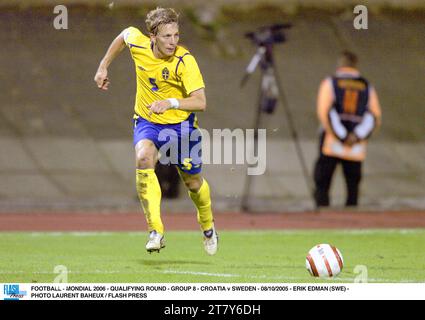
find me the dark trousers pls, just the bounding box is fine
[314,154,362,207]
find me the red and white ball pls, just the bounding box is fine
[306,244,344,278]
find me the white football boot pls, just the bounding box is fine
[203,226,218,256]
[145,231,165,253]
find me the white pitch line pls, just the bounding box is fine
[162,270,237,278]
[161,270,308,281]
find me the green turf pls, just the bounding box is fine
[0,230,424,283]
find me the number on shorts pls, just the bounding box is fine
[182,158,193,171]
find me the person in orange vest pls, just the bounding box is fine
[313,51,382,207]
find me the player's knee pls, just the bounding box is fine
[136,153,156,169]
[137,157,155,169]
[183,176,203,192]
[135,141,157,169]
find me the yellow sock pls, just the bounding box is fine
[136,169,163,234]
[189,179,214,231]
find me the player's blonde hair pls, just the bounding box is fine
[145,7,179,35]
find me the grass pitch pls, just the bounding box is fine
[0,230,424,283]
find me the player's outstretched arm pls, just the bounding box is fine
[94,32,126,90]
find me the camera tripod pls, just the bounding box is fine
[240,27,316,212]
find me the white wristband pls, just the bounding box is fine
[167,98,180,109]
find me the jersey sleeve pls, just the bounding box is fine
[353,112,375,139]
[121,27,146,48]
[179,55,205,95]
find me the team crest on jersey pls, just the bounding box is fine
[162,67,170,80]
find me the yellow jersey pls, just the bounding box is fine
[122,27,205,124]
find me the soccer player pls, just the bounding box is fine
[313,51,382,207]
[94,7,218,255]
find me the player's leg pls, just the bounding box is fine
[175,113,217,254]
[135,138,163,232]
[342,159,362,207]
[135,139,165,252]
[178,169,217,255]
[134,115,165,252]
[313,154,338,207]
[178,170,214,231]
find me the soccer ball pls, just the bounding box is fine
[306,244,344,278]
